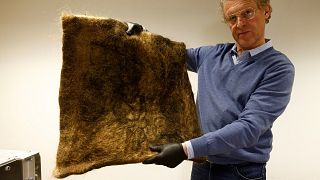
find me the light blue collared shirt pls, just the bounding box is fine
[184,39,274,159]
[231,40,273,65]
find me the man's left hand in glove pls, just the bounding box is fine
[125,22,148,35]
[142,143,187,168]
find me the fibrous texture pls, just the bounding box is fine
[54,14,201,178]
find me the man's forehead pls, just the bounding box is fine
[224,0,257,14]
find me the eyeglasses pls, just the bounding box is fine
[225,7,257,25]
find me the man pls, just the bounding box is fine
[128,0,294,179]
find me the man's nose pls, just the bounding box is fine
[236,17,246,27]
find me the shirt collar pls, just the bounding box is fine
[231,39,273,57]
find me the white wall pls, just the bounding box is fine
[0,0,319,179]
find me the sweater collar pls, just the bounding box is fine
[231,39,273,57]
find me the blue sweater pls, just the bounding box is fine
[186,43,294,164]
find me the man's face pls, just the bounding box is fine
[223,0,271,52]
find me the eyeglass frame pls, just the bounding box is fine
[224,7,257,25]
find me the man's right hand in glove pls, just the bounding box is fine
[142,143,188,168]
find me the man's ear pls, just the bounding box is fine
[265,4,272,23]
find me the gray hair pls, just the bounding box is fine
[220,0,272,23]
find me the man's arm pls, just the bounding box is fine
[190,63,295,157]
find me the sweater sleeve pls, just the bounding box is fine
[186,46,217,72]
[190,62,295,157]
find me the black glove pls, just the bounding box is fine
[142,143,187,168]
[125,22,147,35]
